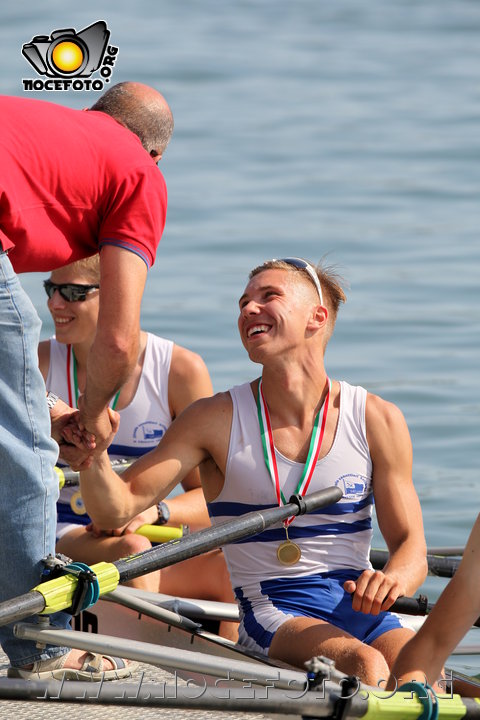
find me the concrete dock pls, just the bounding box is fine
[0,649,273,720]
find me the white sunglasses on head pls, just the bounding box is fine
[272,257,324,305]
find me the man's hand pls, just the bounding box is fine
[50,397,95,447]
[343,569,404,615]
[77,400,120,456]
[49,397,96,470]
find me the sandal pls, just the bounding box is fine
[7,651,137,681]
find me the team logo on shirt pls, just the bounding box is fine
[335,474,369,500]
[133,421,167,444]
[21,21,118,92]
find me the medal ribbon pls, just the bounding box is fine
[257,376,331,527]
[66,344,120,410]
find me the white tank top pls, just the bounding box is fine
[47,333,173,527]
[208,380,373,591]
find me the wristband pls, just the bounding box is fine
[155,501,170,526]
[46,392,59,410]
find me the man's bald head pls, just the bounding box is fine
[90,81,174,159]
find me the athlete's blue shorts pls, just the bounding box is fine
[235,569,412,656]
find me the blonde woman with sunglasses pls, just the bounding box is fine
[38,255,237,642]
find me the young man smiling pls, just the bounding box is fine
[80,257,427,686]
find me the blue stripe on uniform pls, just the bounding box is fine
[230,517,372,543]
[208,494,373,519]
[208,502,276,518]
[318,494,373,514]
[107,444,152,458]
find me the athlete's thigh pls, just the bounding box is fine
[160,548,234,601]
[269,615,366,669]
[370,627,415,670]
[56,526,143,564]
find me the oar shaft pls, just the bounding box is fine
[0,486,342,625]
[116,486,343,582]
[0,591,45,627]
[427,546,464,556]
[55,459,132,488]
[370,549,460,578]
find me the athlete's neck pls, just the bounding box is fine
[259,363,329,427]
[71,340,91,370]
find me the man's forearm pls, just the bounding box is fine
[82,332,139,417]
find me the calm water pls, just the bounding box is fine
[1,2,479,611]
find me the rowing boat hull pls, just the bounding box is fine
[74,586,480,689]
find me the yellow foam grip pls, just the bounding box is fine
[33,562,120,615]
[363,689,471,719]
[54,466,66,490]
[135,524,184,543]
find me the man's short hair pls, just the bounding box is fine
[91,82,174,157]
[249,258,347,342]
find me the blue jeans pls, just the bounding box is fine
[0,252,70,666]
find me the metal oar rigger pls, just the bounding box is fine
[0,486,343,626]
[54,458,133,488]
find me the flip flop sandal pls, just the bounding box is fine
[8,651,137,681]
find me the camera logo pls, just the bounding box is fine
[22,21,118,92]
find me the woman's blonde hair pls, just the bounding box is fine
[62,254,100,284]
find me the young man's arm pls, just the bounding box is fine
[344,394,428,614]
[80,393,228,529]
[169,344,214,529]
[120,344,214,533]
[388,513,480,687]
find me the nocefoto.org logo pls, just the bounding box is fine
[22,20,118,91]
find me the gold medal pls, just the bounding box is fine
[277,526,301,565]
[277,539,302,565]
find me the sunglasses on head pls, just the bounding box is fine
[43,280,99,302]
[274,257,324,305]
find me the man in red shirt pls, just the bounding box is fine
[0,82,173,679]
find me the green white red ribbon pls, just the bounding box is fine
[66,344,120,410]
[256,376,331,527]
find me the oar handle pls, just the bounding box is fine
[391,595,480,629]
[391,595,430,616]
[135,524,186,543]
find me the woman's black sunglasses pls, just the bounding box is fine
[43,280,99,303]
